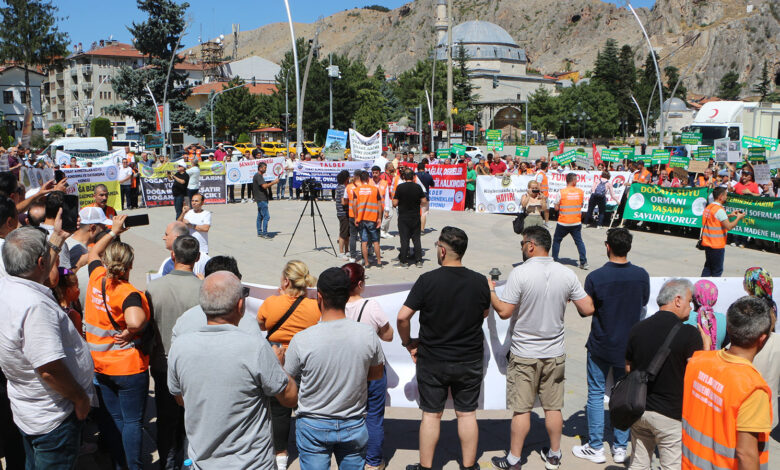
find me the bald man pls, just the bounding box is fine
[158,221,210,277]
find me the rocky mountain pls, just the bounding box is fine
[186,0,779,97]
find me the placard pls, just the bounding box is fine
[600,148,621,162]
[487,140,504,151]
[686,160,709,174]
[486,129,502,140]
[515,146,530,158]
[323,129,348,161]
[695,146,713,160]
[752,163,771,185]
[452,143,466,156]
[669,154,689,168]
[651,149,670,165]
[681,132,702,145]
[747,147,767,162]
[546,140,559,152]
[349,128,382,161]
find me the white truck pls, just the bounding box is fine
[41,137,109,160]
[688,101,780,147]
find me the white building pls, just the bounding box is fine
[219,56,280,83]
[0,66,45,142]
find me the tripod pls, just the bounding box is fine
[284,194,338,257]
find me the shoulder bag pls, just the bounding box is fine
[357,299,369,323]
[100,277,155,356]
[609,322,682,430]
[266,296,305,344]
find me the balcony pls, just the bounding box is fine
[69,68,78,78]
[82,65,92,75]
[56,87,65,96]
[70,85,78,94]
[82,82,94,92]
[55,72,64,82]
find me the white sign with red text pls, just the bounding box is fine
[225,157,285,185]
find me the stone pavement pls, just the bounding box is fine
[6,197,777,470]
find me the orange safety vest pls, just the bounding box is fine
[682,350,771,470]
[371,178,389,202]
[701,202,727,249]
[84,265,151,376]
[634,168,651,184]
[557,186,584,224]
[355,184,381,223]
[345,182,358,218]
[535,170,549,197]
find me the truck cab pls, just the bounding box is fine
[688,101,750,147]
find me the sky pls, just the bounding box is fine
[53,0,656,50]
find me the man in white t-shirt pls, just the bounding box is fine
[180,193,211,254]
[117,159,134,210]
[185,158,201,205]
[488,225,594,470]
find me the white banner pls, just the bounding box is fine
[56,148,127,168]
[349,128,382,161]
[293,160,374,190]
[475,171,632,214]
[225,157,285,185]
[61,165,119,184]
[20,166,55,190]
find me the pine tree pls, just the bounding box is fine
[593,39,620,90]
[664,66,687,101]
[374,65,403,121]
[616,44,638,134]
[718,71,743,100]
[212,78,261,140]
[752,60,771,102]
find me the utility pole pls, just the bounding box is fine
[329,54,333,129]
[283,0,302,155]
[446,0,453,147]
[284,73,290,152]
[299,22,322,151]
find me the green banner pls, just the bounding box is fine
[759,136,779,152]
[546,140,559,152]
[574,149,590,168]
[553,149,577,166]
[618,146,635,160]
[486,129,502,140]
[669,154,689,168]
[487,140,504,151]
[515,146,530,157]
[695,146,714,160]
[452,143,466,156]
[681,132,702,145]
[622,184,709,227]
[651,149,670,165]
[601,148,621,162]
[742,135,778,152]
[747,147,767,162]
[725,194,780,242]
[436,148,451,158]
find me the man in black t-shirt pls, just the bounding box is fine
[170,162,189,220]
[393,169,426,267]
[397,226,490,470]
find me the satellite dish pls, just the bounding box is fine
[219,34,225,40]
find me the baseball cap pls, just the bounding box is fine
[177,161,187,168]
[79,206,111,225]
[316,267,350,303]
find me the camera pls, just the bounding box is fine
[301,178,322,200]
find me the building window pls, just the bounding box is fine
[3,91,12,104]
[19,91,27,104]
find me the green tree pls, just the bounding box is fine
[354,87,388,135]
[752,60,771,101]
[48,124,65,137]
[717,71,743,100]
[556,82,619,138]
[90,117,113,149]
[0,127,14,148]
[108,0,199,135]
[0,1,69,112]
[635,51,661,132]
[527,86,558,138]
[453,44,478,126]
[212,78,260,140]
[616,44,638,133]
[592,39,620,90]
[236,132,250,143]
[664,66,687,101]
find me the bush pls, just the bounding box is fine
[90,117,113,150]
[0,127,14,148]
[236,132,250,143]
[48,124,65,137]
[363,5,389,12]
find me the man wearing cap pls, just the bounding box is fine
[117,158,133,210]
[66,207,110,270]
[87,184,117,220]
[170,162,189,220]
[213,144,227,162]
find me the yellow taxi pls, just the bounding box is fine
[288,141,322,157]
[259,141,287,156]
[233,142,256,153]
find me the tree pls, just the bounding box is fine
[354,87,388,135]
[752,60,771,102]
[90,117,113,149]
[592,39,620,90]
[0,1,69,113]
[635,51,661,132]
[664,66,687,101]
[527,86,558,138]
[0,127,14,148]
[616,44,638,133]
[48,124,65,137]
[212,78,260,140]
[236,132,250,143]
[453,44,479,126]
[108,0,199,135]
[717,71,743,100]
[374,65,403,121]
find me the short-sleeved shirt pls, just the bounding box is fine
[186,166,201,190]
[172,171,189,197]
[714,350,772,433]
[490,161,507,175]
[499,256,587,358]
[65,238,88,269]
[168,324,288,469]
[39,224,71,269]
[584,261,650,367]
[183,209,211,254]
[257,295,321,346]
[284,319,384,419]
[171,305,261,344]
[625,310,703,420]
[466,169,477,191]
[404,266,491,362]
[734,181,760,195]
[394,182,426,221]
[345,298,389,334]
[252,173,268,202]
[335,185,347,218]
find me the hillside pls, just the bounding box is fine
[186,0,779,96]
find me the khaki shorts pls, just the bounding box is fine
[506,353,565,413]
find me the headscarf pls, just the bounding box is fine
[744,267,776,318]
[693,279,719,350]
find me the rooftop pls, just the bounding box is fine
[190,82,277,95]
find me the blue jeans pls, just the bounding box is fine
[359,221,380,244]
[296,416,369,470]
[288,177,295,198]
[94,371,149,470]
[552,223,587,265]
[21,412,82,470]
[277,177,287,199]
[174,195,185,220]
[701,247,725,277]
[586,352,629,450]
[256,201,270,235]
[366,368,387,466]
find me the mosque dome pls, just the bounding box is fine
[662,97,688,112]
[435,20,526,62]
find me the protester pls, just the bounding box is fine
[746,267,780,429]
[342,262,394,470]
[284,267,385,469]
[118,159,134,210]
[253,162,279,238]
[344,170,363,262]
[393,168,427,268]
[625,278,704,470]
[465,160,477,211]
[335,170,350,258]
[256,260,320,470]
[416,162,435,231]
[490,154,507,175]
[185,158,201,204]
[83,215,151,470]
[170,162,189,220]
[489,225,594,470]
[398,226,490,470]
[39,190,73,269]
[53,266,83,334]
[167,271,298,468]
[66,206,110,270]
[586,171,616,228]
[700,187,746,277]
[354,171,383,268]
[552,173,588,270]
[520,180,548,228]
[180,193,211,254]
[0,224,95,468]
[158,220,209,277]
[0,196,19,276]
[681,296,772,470]
[572,228,649,464]
[685,280,728,350]
[285,152,295,199]
[381,162,397,237]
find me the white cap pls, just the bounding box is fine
[79,206,112,225]
[177,161,187,168]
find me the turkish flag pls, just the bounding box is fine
[593,142,603,167]
[555,140,565,155]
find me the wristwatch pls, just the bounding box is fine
[46,241,61,254]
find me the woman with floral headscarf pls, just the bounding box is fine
[747,267,780,428]
[685,279,727,349]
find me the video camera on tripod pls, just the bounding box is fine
[300,177,322,201]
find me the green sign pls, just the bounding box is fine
[622,184,709,227]
[695,146,714,161]
[741,135,779,152]
[725,194,780,242]
[574,149,590,168]
[618,146,635,160]
[546,140,559,152]
[669,154,689,168]
[487,140,504,151]
[651,149,670,165]
[759,136,779,152]
[747,147,767,162]
[452,143,466,156]
[600,148,621,162]
[436,148,451,158]
[681,132,702,145]
[554,149,577,166]
[515,146,530,158]
[486,129,502,140]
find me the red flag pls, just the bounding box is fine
[593,142,603,167]
[555,140,565,155]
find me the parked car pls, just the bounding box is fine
[259,141,287,156]
[288,141,322,157]
[464,146,482,159]
[234,142,256,153]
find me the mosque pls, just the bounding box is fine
[433,0,558,139]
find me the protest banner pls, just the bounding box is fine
[600,148,621,162]
[669,154,689,168]
[725,194,780,243]
[546,140,559,152]
[452,143,467,156]
[553,149,576,166]
[651,149,670,165]
[622,184,708,227]
[61,166,122,209]
[436,148,451,158]
[141,175,226,207]
[400,162,466,211]
[486,129,502,140]
[349,128,382,161]
[515,146,530,158]
[475,171,631,213]
[487,140,503,151]
[56,148,126,167]
[747,147,767,162]
[145,160,226,178]
[681,132,702,145]
[323,129,348,161]
[225,157,285,186]
[293,160,373,190]
[20,166,55,190]
[694,146,713,160]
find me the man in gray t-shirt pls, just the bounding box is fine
[284,268,384,469]
[168,271,297,469]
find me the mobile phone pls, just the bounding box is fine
[124,214,150,228]
[62,195,80,233]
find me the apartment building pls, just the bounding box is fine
[0,65,45,142]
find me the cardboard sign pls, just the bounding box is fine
[752,163,771,185]
[687,160,709,174]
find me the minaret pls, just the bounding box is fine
[434,0,447,43]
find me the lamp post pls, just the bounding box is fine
[209,83,253,147]
[283,0,303,153]
[628,2,665,149]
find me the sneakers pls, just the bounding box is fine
[415,261,424,268]
[395,262,409,268]
[579,262,590,270]
[491,455,521,470]
[571,443,606,464]
[365,462,386,470]
[348,257,356,263]
[541,447,561,470]
[612,447,627,464]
